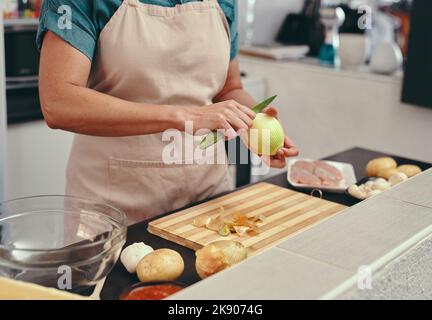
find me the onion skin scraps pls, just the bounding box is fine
[192,208,265,237]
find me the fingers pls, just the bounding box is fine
[225,109,250,132]
[263,106,278,118]
[277,136,299,157]
[236,103,256,120]
[269,154,286,168]
[263,152,286,169]
[287,147,299,157]
[284,136,295,149]
[270,159,286,169]
[267,135,299,168]
[230,101,255,128]
[223,100,255,132]
[278,147,299,158]
[219,119,237,140]
[232,108,254,128]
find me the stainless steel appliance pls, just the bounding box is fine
[4,19,41,123]
[4,19,39,82]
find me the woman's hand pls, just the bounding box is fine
[261,106,299,168]
[187,100,256,140]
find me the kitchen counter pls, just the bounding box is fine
[340,233,432,300]
[100,147,432,300]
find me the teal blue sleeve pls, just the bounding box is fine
[37,0,239,62]
[36,0,98,61]
[219,0,239,60]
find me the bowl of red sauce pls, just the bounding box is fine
[120,281,186,300]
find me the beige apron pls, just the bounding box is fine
[66,0,233,224]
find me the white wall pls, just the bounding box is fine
[0,14,7,202]
[6,121,73,199]
[240,56,432,163]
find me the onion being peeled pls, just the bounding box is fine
[195,240,247,279]
[241,113,285,156]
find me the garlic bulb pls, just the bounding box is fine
[348,184,366,200]
[195,240,247,279]
[365,181,375,189]
[371,179,391,191]
[120,242,154,273]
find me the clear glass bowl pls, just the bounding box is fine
[0,196,127,294]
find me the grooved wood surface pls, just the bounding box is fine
[148,183,347,256]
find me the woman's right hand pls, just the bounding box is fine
[185,100,256,140]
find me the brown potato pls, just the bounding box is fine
[365,157,397,177]
[136,249,184,282]
[397,165,422,178]
[377,167,400,179]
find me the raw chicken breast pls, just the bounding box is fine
[290,160,343,187]
[290,167,322,186]
[315,161,343,180]
[293,160,316,172]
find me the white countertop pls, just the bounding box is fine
[170,169,432,300]
[240,55,403,84]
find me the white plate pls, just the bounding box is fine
[286,158,357,194]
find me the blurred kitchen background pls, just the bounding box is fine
[0,0,431,202]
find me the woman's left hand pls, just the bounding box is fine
[261,106,299,169]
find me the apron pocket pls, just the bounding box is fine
[183,163,233,203]
[108,158,172,224]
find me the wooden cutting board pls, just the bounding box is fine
[148,183,346,256]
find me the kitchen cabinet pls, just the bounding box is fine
[239,55,432,163]
[3,17,41,123]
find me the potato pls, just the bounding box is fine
[397,165,422,178]
[136,249,184,282]
[365,157,397,177]
[377,167,399,179]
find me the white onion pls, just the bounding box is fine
[195,240,247,279]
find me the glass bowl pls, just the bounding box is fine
[0,195,127,294]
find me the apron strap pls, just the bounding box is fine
[126,0,216,6]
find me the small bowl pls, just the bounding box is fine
[0,195,127,294]
[120,281,186,300]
